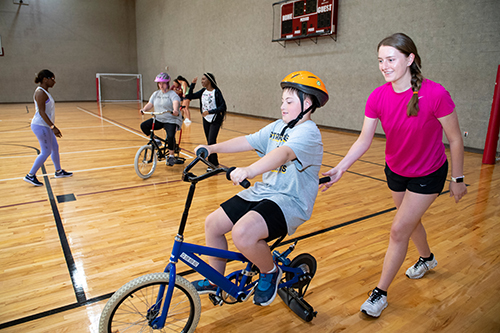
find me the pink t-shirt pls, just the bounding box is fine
[365,79,455,177]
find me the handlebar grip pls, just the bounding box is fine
[226,167,251,189]
[319,176,331,184]
[197,147,209,159]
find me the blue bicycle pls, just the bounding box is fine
[99,148,329,332]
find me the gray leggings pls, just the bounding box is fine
[29,124,61,175]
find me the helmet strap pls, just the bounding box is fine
[280,91,314,137]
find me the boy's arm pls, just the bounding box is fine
[195,136,253,157]
[229,145,296,186]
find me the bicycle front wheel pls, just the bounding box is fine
[135,145,157,179]
[99,272,201,333]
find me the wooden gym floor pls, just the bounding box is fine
[0,102,499,332]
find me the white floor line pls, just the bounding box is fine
[1,125,116,134]
[2,164,135,182]
[76,106,194,160]
[77,106,148,139]
[0,146,144,159]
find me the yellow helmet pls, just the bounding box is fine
[281,71,329,107]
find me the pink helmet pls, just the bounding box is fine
[154,72,171,83]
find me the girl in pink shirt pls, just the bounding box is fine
[321,33,467,318]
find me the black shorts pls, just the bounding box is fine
[384,160,448,195]
[220,196,288,242]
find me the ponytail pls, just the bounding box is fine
[407,62,423,116]
[34,69,54,84]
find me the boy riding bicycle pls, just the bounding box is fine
[193,71,329,306]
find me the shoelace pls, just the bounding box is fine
[257,272,275,291]
[413,257,428,269]
[368,290,382,304]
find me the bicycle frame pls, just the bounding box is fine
[147,153,307,330]
[142,110,183,160]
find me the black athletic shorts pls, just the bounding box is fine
[384,160,448,195]
[220,196,288,242]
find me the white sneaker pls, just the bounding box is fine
[406,256,438,279]
[184,118,192,124]
[360,289,388,318]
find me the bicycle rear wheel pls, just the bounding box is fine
[135,145,157,179]
[99,272,201,333]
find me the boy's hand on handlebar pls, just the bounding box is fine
[172,110,179,116]
[229,167,252,186]
[195,145,211,158]
[319,167,343,192]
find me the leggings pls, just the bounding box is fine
[140,119,177,151]
[29,124,61,175]
[202,118,222,166]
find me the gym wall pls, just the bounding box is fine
[135,0,500,152]
[0,0,137,103]
[1,0,498,151]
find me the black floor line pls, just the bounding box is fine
[1,142,454,329]
[0,204,396,329]
[40,163,87,304]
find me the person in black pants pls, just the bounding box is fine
[185,73,226,167]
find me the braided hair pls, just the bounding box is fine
[378,33,423,116]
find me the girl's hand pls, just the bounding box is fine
[192,77,198,84]
[449,182,467,203]
[53,126,62,138]
[202,110,209,117]
[319,167,344,192]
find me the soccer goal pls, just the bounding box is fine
[96,73,143,103]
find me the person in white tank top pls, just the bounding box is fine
[23,69,73,186]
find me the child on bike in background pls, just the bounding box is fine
[193,71,329,306]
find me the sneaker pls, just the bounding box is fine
[55,170,73,178]
[406,256,438,279]
[360,289,388,318]
[253,265,282,306]
[167,156,176,166]
[192,279,218,294]
[23,174,43,186]
[184,118,192,124]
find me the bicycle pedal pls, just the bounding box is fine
[208,293,224,306]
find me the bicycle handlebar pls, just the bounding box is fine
[319,176,331,184]
[194,148,250,188]
[226,167,251,189]
[140,110,173,115]
[188,148,329,188]
[196,147,209,159]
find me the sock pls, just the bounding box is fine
[421,253,434,261]
[265,264,277,274]
[28,173,33,177]
[374,287,387,296]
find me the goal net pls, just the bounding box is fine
[96,73,143,103]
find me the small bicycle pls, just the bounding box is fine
[134,109,186,179]
[100,148,329,332]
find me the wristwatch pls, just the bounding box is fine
[451,176,464,183]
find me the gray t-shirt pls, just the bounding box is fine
[149,90,182,127]
[237,119,323,235]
